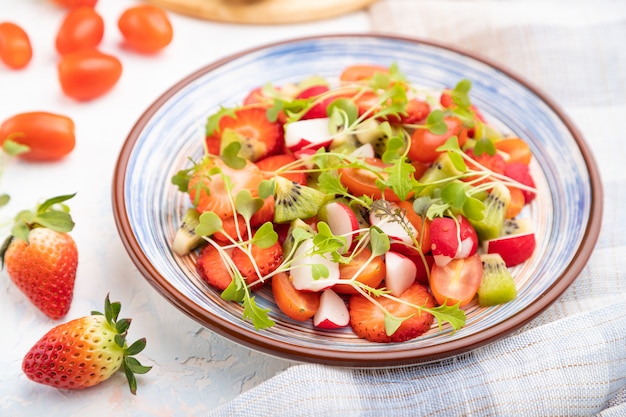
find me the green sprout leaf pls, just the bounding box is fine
[243,296,275,331]
[384,313,412,336]
[426,109,448,135]
[2,138,29,157]
[251,222,278,248]
[311,263,330,280]
[235,189,264,221]
[369,226,390,257]
[221,141,247,169]
[195,212,223,237]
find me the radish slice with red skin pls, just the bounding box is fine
[313,288,350,328]
[290,238,340,292]
[323,201,360,253]
[284,117,333,151]
[385,251,417,297]
[369,202,417,245]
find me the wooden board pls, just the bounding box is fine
[146,0,378,24]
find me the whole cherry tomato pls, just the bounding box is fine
[55,6,104,55]
[118,5,173,54]
[57,49,122,101]
[51,0,98,8]
[0,22,32,69]
[0,112,75,162]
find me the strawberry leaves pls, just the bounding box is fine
[92,294,152,395]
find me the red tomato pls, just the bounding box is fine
[117,5,173,54]
[495,137,533,165]
[339,64,389,83]
[57,49,122,101]
[334,247,386,295]
[51,0,98,7]
[55,6,104,55]
[408,117,468,163]
[0,112,75,161]
[0,22,32,69]
[338,157,413,202]
[397,200,431,252]
[429,254,483,307]
[272,272,320,321]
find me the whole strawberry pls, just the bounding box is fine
[1,194,78,319]
[22,294,151,394]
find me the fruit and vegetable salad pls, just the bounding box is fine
[170,63,538,343]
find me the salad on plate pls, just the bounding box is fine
[169,63,538,344]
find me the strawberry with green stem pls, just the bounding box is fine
[1,193,78,319]
[22,294,151,394]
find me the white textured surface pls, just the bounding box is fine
[0,1,370,415]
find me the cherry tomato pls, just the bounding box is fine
[0,22,32,69]
[0,112,75,161]
[57,49,122,101]
[396,200,431,252]
[334,247,386,295]
[272,271,320,321]
[408,117,468,163]
[339,64,389,83]
[55,6,104,55]
[505,186,526,219]
[118,5,173,54]
[51,0,98,8]
[338,157,413,202]
[429,254,483,307]
[495,137,533,165]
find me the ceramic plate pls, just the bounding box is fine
[112,34,602,367]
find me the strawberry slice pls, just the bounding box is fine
[231,241,283,286]
[188,156,264,219]
[205,107,283,161]
[255,153,307,185]
[348,283,435,343]
[196,244,233,291]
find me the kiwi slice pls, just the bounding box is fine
[172,208,204,256]
[273,175,332,224]
[419,153,463,185]
[470,183,510,242]
[478,253,517,306]
[282,218,316,257]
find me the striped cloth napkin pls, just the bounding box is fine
[208,1,626,415]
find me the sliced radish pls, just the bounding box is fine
[323,201,360,253]
[350,143,375,159]
[430,215,478,267]
[313,288,350,328]
[296,85,331,120]
[369,202,417,245]
[384,251,417,297]
[290,238,340,292]
[483,218,536,267]
[284,117,333,151]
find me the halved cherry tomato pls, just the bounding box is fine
[57,49,122,101]
[51,0,98,7]
[338,157,413,202]
[429,253,483,307]
[334,247,386,295]
[55,6,104,55]
[505,186,525,219]
[272,271,320,321]
[495,137,533,165]
[339,64,389,83]
[118,5,173,54]
[0,112,75,161]
[0,22,32,69]
[408,117,468,163]
[463,147,506,187]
